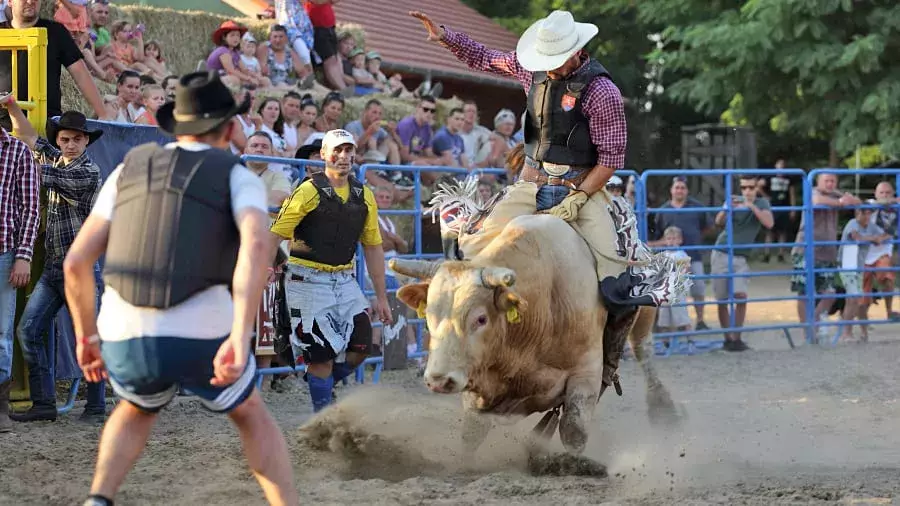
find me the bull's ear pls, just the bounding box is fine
[397,282,430,316]
[495,288,527,323]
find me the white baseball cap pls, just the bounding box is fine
[322,129,357,151]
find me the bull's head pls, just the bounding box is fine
[390,258,527,396]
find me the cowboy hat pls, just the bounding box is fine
[47,111,103,149]
[156,71,250,136]
[515,10,599,72]
[212,20,248,46]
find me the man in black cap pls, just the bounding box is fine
[62,71,298,506]
[2,97,108,425]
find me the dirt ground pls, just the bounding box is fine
[2,269,899,505]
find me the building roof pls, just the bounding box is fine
[333,0,521,88]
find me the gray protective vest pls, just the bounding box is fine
[523,59,611,167]
[103,143,241,309]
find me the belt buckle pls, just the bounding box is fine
[542,162,571,177]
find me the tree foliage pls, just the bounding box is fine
[636,0,900,164]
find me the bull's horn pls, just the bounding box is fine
[389,258,442,279]
[480,267,516,288]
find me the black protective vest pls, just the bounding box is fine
[103,143,241,309]
[291,172,368,267]
[523,59,611,167]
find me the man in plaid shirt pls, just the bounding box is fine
[3,97,107,424]
[0,98,40,433]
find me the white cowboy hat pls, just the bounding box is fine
[515,10,599,72]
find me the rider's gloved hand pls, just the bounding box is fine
[546,190,589,222]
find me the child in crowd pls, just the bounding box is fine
[103,20,149,77]
[239,32,266,81]
[142,40,171,82]
[348,48,378,96]
[54,0,89,35]
[839,206,890,341]
[870,181,900,320]
[477,178,494,204]
[365,51,412,98]
[73,30,113,82]
[657,226,692,337]
[134,84,165,126]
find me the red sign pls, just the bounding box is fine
[561,94,577,111]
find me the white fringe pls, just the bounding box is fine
[424,174,483,233]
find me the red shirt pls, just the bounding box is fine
[304,2,335,28]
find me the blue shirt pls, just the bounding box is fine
[431,127,465,165]
[653,198,711,262]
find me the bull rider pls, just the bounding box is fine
[411,9,689,395]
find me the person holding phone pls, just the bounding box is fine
[711,175,774,351]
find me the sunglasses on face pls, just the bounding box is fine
[421,106,436,113]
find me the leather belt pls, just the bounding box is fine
[521,158,590,190]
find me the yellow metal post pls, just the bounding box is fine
[0,28,48,403]
[0,27,48,135]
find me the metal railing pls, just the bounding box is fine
[641,168,900,354]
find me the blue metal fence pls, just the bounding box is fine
[641,168,900,355]
[53,153,899,409]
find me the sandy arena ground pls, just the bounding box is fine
[1,270,899,505]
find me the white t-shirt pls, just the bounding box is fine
[230,114,257,155]
[92,141,268,343]
[240,54,261,74]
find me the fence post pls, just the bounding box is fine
[725,174,735,337]
[803,171,816,343]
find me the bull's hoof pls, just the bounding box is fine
[527,451,607,478]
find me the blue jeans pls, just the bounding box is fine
[535,168,586,211]
[17,269,106,411]
[0,251,16,385]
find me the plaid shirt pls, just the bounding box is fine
[441,28,627,169]
[32,138,101,275]
[0,127,40,261]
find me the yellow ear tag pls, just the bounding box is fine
[506,306,521,324]
[416,301,427,319]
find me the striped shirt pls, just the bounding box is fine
[0,128,40,261]
[440,28,627,169]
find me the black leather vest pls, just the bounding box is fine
[103,143,241,308]
[291,172,368,267]
[523,59,611,167]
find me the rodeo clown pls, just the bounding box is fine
[270,129,393,413]
[410,9,689,394]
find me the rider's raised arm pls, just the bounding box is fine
[440,27,532,91]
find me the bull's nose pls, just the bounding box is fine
[425,374,456,393]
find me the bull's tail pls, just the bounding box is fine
[628,307,683,428]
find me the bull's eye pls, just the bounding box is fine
[475,315,488,327]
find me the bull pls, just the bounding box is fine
[390,213,680,459]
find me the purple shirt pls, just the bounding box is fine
[396,115,433,157]
[206,46,240,72]
[440,28,627,169]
